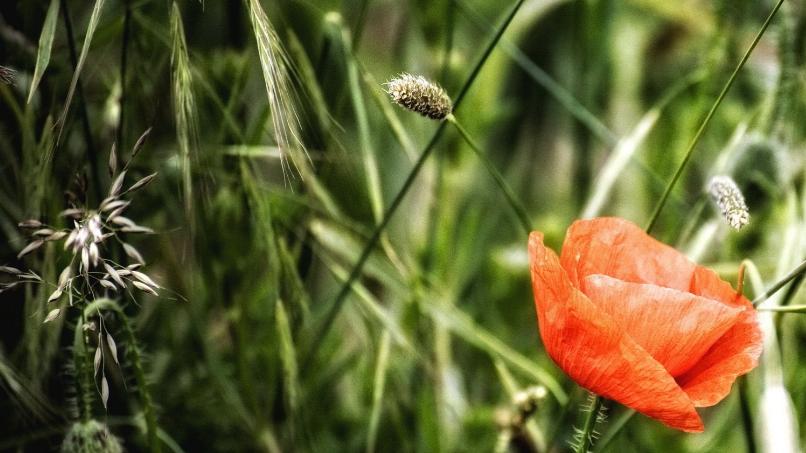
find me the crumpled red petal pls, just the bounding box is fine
[557,217,762,407]
[529,233,704,432]
[581,274,744,377]
[560,218,730,298]
[676,306,762,406]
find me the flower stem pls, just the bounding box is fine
[575,395,604,453]
[753,258,806,307]
[756,305,806,313]
[446,114,532,234]
[644,0,785,233]
[300,0,527,372]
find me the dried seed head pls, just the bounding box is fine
[43,308,61,323]
[0,66,15,85]
[386,73,452,120]
[708,176,750,230]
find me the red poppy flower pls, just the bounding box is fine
[529,217,762,432]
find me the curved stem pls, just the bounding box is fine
[447,114,532,234]
[644,0,785,233]
[301,0,527,372]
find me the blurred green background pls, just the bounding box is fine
[0,0,804,451]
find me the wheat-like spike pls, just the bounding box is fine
[708,175,750,230]
[247,0,309,184]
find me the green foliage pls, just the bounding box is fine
[0,0,804,452]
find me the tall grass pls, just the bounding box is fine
[0,0,804,452]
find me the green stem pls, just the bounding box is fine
[60,0,100,203]
[301,0,527,372]
[753,258,806,307]
[117,0,132,151]
[644,0,785,233]
[756,305,806,313]
[72,310,93,423]
[119,312,160,453]
[575,395,604,453]
[446,114,532,234]
[84,299,160,453]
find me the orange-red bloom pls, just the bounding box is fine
[529,217,762,432]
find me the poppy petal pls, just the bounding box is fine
[560,218,739,304]
[581,274,745,377]
[676,307,762,406]
[529,233,703,432]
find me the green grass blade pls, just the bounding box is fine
[366,331,392,453]
[55,0,105,142]
[645,0,785,232]
[276,300,300,417]
[27,0,60,104]
[424,299,566,404]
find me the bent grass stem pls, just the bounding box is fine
[446,114,532,234]
[301,0,527,372]
[644,0,785,233]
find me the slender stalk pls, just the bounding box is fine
[301,0,527,371]
[644,0,785,233]
[753,258,806,307]
[446,114,532,234]
[117,0,132,151]
[349,0,371,53]
[119,310,160,453]
[441,0,455,83]
[756,305,806,313]
[60,0,100,203]
[424,0,457,274]
[575,395,603,453]
[450,0,619,146]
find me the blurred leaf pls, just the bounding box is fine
[27,0,60,104]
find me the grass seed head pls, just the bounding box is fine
[708,175,750,230]
[0,66,15,85]
[386,73,452,120]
